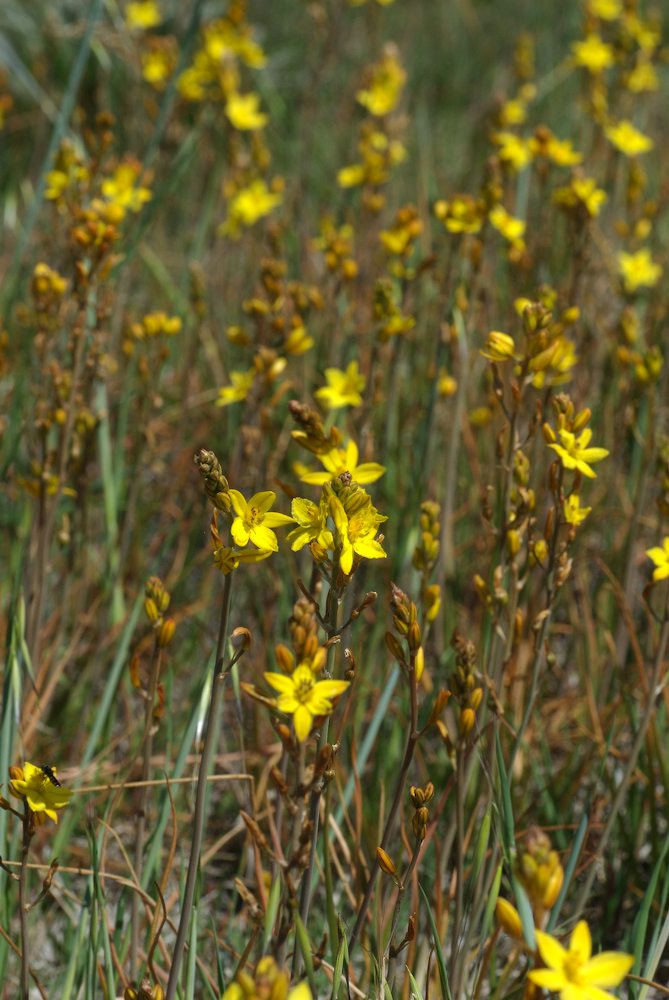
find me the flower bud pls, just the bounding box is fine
[158,618,176,648]
[460,707,476,734]
[414,645,425,682]
[376,846,397,876]
[481,331,516,362]
[144,597,159,623]
[408,621,422,653]
[495,898,523,939]
[385,632,406,664]
[231,626,252,652]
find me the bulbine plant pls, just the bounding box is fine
[1,0,669,997]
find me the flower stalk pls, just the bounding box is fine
[165,570,233,1000]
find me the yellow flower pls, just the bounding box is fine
[626,59,659,93]
[219,180,282,237]
[177,58,213,101]
[488,204,526,250]
[10,763,73,824]
[264,665,349,742]
[315,361,365,410]
[434,195,484,234]
[217,369,256,406]
[329,492,386,575]
[225,92,268,131]
[605,120,653,157]
[563,494,591,526]
[529,921,633,1000]
[297,439,385,486]
[101,163,152,215]
[647,537,669,581]
[356,47,406,117]
[437,371,458,396]
[554,176,607,218]
[142,47,174,88]
[125,0,161,30]
[229,491,294,552]
[337,163,367,188]
[221,956,312,1000]
[530,133,583,167]
[618,248,662,293]
[548,428,609,478]
[480,331,517,362]
[588,0,622,19]
[287,497,334,551]
[571,34,615,72]
[492,131,533,171]
[284,324,314,355]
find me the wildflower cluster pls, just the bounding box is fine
[218,252,323,407]
[337,44,407,211]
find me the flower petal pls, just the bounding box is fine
[352,462,386,484]
[288,527,311,551]
[313,679,350,699]
[535,929,568,970]
[527,970,567,989]
[248,490,277,514]
[292,497,317,524]
[354,537,387,560]
[249,525,279,551]
[263,512,295,528]
[299,470,332,485]
[277,693,299,712]
[581,951,634,987]
[288,983,312,1000]
[231,518,250,547]
[264,672,294,694]
[339,540,353,575]
[293,705,313,742]
[229,489,247,518]
[570,920,592,962]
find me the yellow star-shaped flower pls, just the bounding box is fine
[264,665,349,742]
[229,490,294,552]
[529,920,633,1000]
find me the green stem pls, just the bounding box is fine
[573,600,669,917]
[165,571,234,1000]
[18,806,32,1000]
[130,641,162,979]
[348,650,419,959]
[292,584,341,977]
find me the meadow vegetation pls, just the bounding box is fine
[1,0,669,998]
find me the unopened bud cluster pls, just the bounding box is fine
[144,576,175,648]
[386,583,424,682]
[289,400,342,457]
[410,780,434,841]
[449,631,482,738]
[516,826,564,920]
[124,980,164,1000]
[194,448,231,512]
[413,501,442,623]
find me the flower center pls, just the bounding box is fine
[563,954,585,985]
[293,669,315,703]
[247,506,263,527]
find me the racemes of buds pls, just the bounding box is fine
[194,448,231,512]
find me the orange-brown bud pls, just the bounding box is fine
[460,707,476,734]
[408,620,422,652]
[376,846,397,876]
[495,898,523,939]
[158,618,176,648]
[231,626,252,652]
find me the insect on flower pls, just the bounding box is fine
[39,764,62,787]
